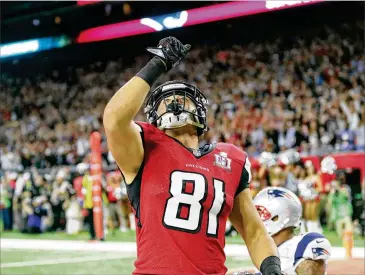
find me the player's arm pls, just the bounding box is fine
[230,189,280,275]
[229,158,281,275]
[103,77,149,183]
[295,259,325,275]
[103,37,190,183]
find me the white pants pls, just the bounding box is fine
[66,218,83,235]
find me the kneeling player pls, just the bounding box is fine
[241,187,331,275]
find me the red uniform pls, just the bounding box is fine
[126,122,251,275]
[320,172,336,194]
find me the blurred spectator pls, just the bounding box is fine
[0,174,13,230]
[50,169,71,231]
[284,162,301,195]
[1,24,364,164]
[298,160,322,233]
[327,180,353,237]
[106,172,127,233]
[26,196,49,234]
[64,189,83,235]
[249,169,262,198]
[81,169,96,240]
[355,114,365,151]
[1,147,22,171]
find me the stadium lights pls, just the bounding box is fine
[77,0,103,6]
[0,36,71,59]
[1,0,324,59]
[77,0,324,43]
[140,18,164,32]
[0,40,39,58]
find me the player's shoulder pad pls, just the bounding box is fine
[134,122,165,147]
[293,232,331,268]
[216,143,248,164]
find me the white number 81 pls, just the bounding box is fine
[163,171,225,237]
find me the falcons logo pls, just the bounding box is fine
[312,247,330,259]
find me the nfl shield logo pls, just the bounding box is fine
[214,152,231,171]
[192,149,201,157]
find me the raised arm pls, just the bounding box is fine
[103,77,151,183]
[103,37,190,184]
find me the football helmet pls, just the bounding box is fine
[144,80,209,136]
[253,187,302,236]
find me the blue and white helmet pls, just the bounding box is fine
[253,187,302,236]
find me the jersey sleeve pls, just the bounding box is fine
[293,232,332,269]
[235,155,252,196]
[134,121,165,144]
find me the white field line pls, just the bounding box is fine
[1,238,364,259]
[1,254,134,268]
[0,239,137,253]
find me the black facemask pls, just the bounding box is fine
[166,100,184,115]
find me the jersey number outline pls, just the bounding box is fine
[163,170,225,237]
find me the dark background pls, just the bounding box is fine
[1,1,364,77]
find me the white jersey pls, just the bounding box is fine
[278,232,331,275]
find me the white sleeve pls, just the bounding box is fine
[293,233,332,269]
[340,101,351,122]
[14,177,25,197]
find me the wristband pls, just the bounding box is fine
[136,57,166,87]
[260,256,282,275]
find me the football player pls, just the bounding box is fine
[253,187,331,275]
[104,36,282,275]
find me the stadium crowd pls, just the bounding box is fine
[0,23,364,237]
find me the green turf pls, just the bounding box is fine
[0,215,363,248]
[0,229,137,242]
[0,249,135,275]
[1,226,364,247]
[227,227,365,247]
[0,249,104,264]
[0,249,253,275]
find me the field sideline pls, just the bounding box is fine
[1,227,364,247]
[1,238,364,275]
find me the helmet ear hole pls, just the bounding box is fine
[271,215,279,222]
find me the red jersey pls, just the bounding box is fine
[126,122,251,275]
[106,184,118,202]
[320,172,336,194]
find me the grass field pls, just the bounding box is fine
[1,227,364,275]
[1,227,364,247]
[0,247,253,275]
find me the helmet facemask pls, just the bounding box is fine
[145,81,209,136]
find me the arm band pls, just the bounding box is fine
[136,57,166,87]
[260,256,282,275]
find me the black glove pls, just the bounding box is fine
[260,256,283,275]
[146,36,191,71]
